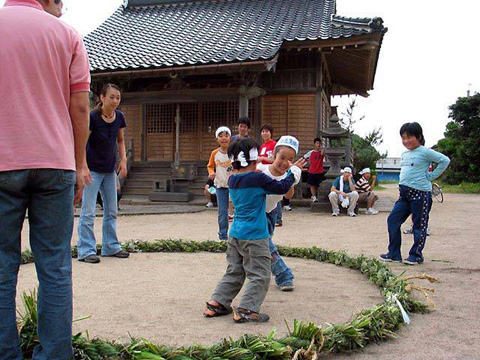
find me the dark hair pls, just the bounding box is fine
[314,137,322,144]
[228,138,260,170]
[399,122,425,146]
[54,0,61,3]
[260,123,274,135]
[95,83,121,111]
[237,117,251,128]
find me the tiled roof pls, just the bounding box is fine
[85,0,384,72]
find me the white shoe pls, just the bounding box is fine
[366,208,379,215]
[283,205,292,211]
[206,202,214,208]
[311,196,318,203]
[332,210,340,217]
[347,211,356,217]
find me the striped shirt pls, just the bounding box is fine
[355,176,371,193]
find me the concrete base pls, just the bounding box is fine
[148,191,194,202]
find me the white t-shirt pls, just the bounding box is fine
[257,163,289,213]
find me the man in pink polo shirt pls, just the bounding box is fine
[0,0,91,358]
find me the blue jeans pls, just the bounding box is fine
[77,171,122,259]
[216,188,229,241]
[386,185,433,261]
[276,201,283,223]
[0,169,75,360]
[266,210,294,286]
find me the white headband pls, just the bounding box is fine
[232,148,259,167]
[215,126,231,138]
[275,135,300,154]
[359,168,371,175]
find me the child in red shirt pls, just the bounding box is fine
[304,137,325,202]
[258,124,276,165]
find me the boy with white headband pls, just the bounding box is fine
[328,167,359,216]
[355,168,379,215]
[207,126,233,241]
[257,135,300,291]
[204,138,305,323]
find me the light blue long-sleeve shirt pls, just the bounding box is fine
[399,146,450,191]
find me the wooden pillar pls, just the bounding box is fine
[239,95,248,118]
[141,103,147,161]
[315,51,323,138]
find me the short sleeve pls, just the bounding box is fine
[69,33,91,93]
[332,177,340,189]
[118,111,127,128]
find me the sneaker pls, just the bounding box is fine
[332,210,340,217]
[379,254,402,263]
[275,221,283,227]
[79,254,100,264]
[283,205,292,211]
[228,214,234,222]
[347,211,356,217]
[404,256,424,265]
[426,228,431,236]
[311,196,318,203]
[205,202,214,208]
[366,208,379,215]
[104,250,130,258]
[403,226,413,234]
[279,284,294,292]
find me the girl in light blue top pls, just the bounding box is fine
[380,122,450,265]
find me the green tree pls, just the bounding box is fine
[351,128,386,171]
[434,93,480,184]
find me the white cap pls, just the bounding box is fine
[343,167,352,173]
[359,168,371,175]
[275,135,299,154]
[215,126,231,138]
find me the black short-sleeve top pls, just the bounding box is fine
[86,109,126,173]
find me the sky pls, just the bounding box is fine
[2,0,479,156]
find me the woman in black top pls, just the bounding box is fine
[77,84,129,263]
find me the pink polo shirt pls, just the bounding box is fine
[0,0,91,172]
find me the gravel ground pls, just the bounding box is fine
[17,186,480,359]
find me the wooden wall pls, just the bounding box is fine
[262,94,316,156]
[119,104,142,161]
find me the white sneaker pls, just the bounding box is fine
[311,196,318,203]
[205,202,214,208]
[347,211,356,217]
[283,205,292,211]
[366,208,379,215]
[332,210,340,216]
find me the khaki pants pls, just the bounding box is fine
[358,191,378,205]
[212,237,271,313]
[329,191,359,213]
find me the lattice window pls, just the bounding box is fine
[146,104,174,134]
[202,100,256,134]
[179,103,198,133]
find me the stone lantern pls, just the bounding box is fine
[311,114,350,213]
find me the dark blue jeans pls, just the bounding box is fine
[0,169,75,360]
[266,210,294,286]
[386,185,433,261]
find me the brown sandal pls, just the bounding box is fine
[203,302,232,317]
[233,308,270,323]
